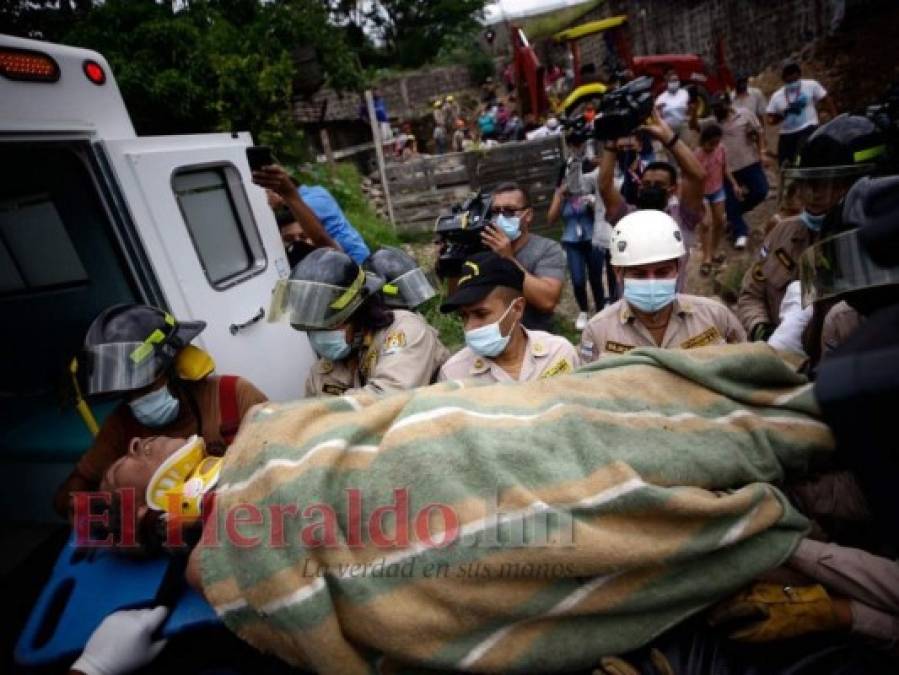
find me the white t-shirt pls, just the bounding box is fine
[655,88,690,129]
[767,79,828,135]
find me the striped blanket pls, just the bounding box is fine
[198,343,833,674]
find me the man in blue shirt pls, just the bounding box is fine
[297,184,370,264]
[254,165,370,266]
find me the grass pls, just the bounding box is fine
[291,161,401,249]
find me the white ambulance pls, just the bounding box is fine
[0,34,316,523]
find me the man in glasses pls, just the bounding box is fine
[480,182,566,331]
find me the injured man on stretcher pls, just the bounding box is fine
[81,343,899,675]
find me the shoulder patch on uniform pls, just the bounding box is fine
[773,247,796,271]
[580,340,594,359]
[382,330,407,355]
[752,262,766,282]
[318,359,334,374]
[322,383,348,396]
[604,340,634,354]
[532,341,547,357]
[540,357,573,379]
[680,326,723,349]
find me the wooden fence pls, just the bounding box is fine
[383,136,566,233]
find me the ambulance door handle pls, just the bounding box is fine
[230,307,265,335]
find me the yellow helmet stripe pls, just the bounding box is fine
[329,269,366,310]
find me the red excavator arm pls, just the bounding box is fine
[509,23,549,117]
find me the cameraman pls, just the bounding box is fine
[598,109,707,291]
[479,182,566,332]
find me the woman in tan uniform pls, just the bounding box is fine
[271,248,448,397]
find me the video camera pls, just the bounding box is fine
[591,76,655,141]
[434,191,494,278]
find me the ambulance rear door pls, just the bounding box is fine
[100,133,313,401]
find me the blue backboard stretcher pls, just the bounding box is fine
[15,532,219,668]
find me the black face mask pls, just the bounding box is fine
[713,107,728,121]
[636,185,669,211]
[736,83,748,94]
[286,241,315,269]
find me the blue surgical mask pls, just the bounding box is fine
[464,302,517,358]
[129,385,180,428]
[308,329,353,361]
[800,210,826,232]
[496,214,522,241]
[623,278,677,314]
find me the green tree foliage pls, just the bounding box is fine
[331,0,488,70]
[3,1,365,162]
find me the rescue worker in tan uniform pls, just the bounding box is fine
[737,115,886,341]
[270,248,448,397]
[580,210,745,361]
[438,252,579,383]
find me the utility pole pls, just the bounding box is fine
[365,89,396,230]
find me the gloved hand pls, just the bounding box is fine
[750,322,775,342]
[708,582,844,642]
[594,648,675,675]
[71,606,169,675]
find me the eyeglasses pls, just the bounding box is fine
[493,206,527,218]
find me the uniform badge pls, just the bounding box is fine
[532,341,547,356]
[752,263,766,282]
[774,247,795,271]
[362,348,379,377]
[319,359,334,374]
[604,340,634,354]
[382,330,407,355]
[680,327,722,349]
[471,358,488,373]
[540,358,573,378]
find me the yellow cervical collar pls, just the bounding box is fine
[145,435,222,519]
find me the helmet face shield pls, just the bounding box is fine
[382,268,437,308]
[269,269,368,330]
[84,342,161,396]
[800,228,899,307]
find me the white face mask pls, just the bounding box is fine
[464,301,519,358]
[129,384,180,427]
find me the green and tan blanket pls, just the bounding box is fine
[199,343,833,674]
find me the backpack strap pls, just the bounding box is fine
[218,375,240,445]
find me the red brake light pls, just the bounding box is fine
[83,60,106,85]
[0,47,60,82]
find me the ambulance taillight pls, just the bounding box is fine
[0,47,60,82]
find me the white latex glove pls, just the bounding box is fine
[768,281,812,354]
[71,607,169,675]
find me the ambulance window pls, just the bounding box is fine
[0,195,89,295]
[173,166,265,289]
